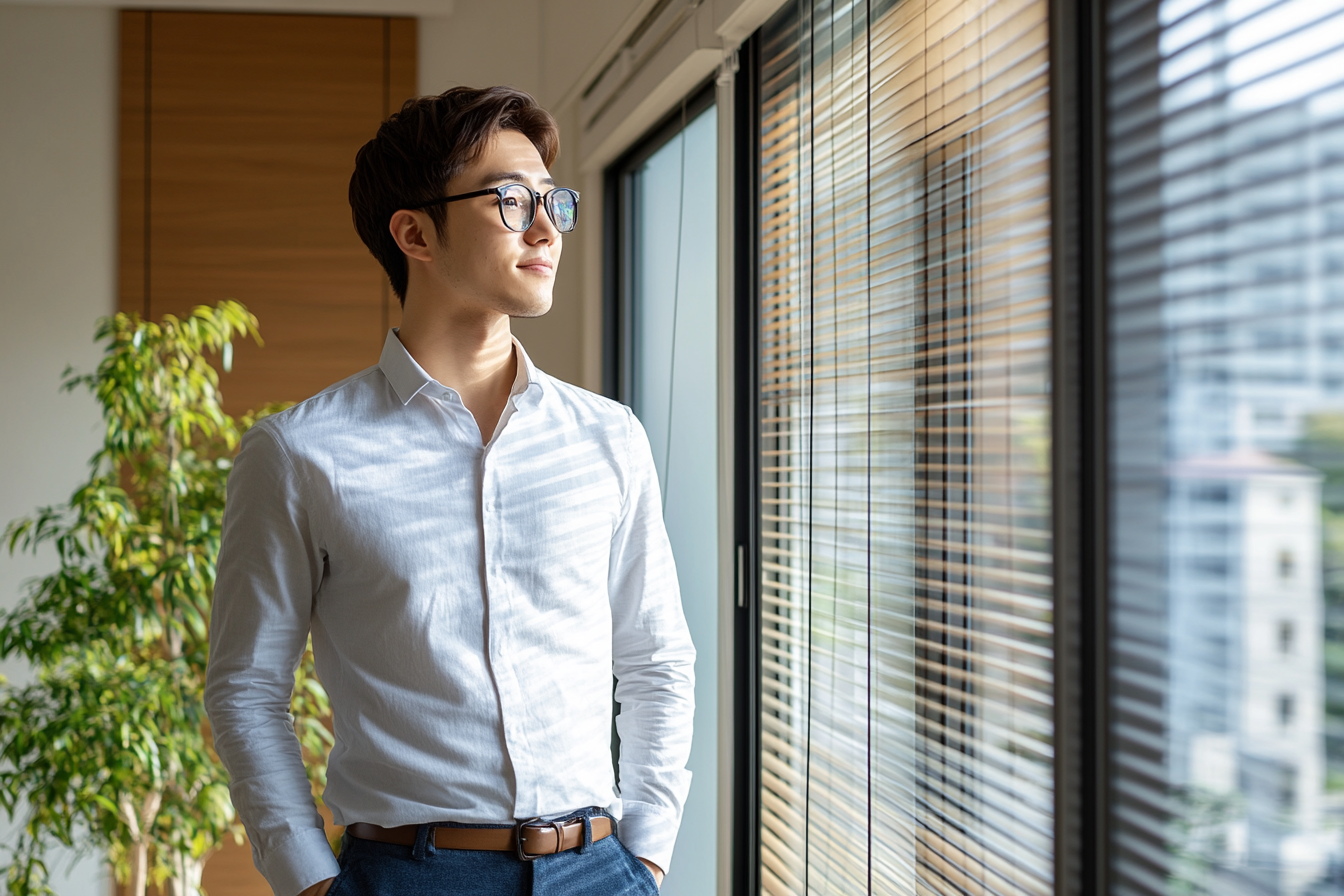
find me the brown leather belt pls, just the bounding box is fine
[346,816,612,861]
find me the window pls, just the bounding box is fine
[607,86,719,896]
[748,0,1053,892]
[1191,484,1231,503]
[1106,0,1344,893]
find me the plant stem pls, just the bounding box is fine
[119,790,162,896]
[128,841,149,896]
[162,411,184,660]
[165,850,206,896]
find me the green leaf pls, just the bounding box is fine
[0,301,326,888]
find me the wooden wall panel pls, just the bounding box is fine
[119,10,417,418]
[115,12,417,895]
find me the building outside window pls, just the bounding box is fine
[1108,0,1344,893]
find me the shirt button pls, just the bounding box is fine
[441,391,451,400]
[484,501,496,512]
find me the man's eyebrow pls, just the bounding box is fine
[479,171,556,187]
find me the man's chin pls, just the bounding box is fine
[505,296,553,319]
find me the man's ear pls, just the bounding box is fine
[389,209,437,263]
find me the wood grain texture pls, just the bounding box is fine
[114,12,415,895]
[118,11,416,418]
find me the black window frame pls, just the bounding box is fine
[731,30,762,896]
[1051,0,1111,892]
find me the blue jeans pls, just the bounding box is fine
[325,809,659,896]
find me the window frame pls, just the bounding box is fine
[1049,0,1111,892]
[731,30,763,896]
[601,81,717,405]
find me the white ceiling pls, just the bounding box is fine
[0,0,455,17]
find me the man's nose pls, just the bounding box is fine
[526,209,558,243]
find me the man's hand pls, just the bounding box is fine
[637,857,665,888]
[298,877,335,896]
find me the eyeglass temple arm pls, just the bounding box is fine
[403,188,500,211]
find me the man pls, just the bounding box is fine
[205,86,695,896]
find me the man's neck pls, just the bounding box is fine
[396,296,518,445]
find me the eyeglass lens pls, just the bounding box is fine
[498,185,535,232]
[546,189,578,232]
[497,185,578,233]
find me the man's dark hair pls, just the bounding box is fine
[349,86,559,303]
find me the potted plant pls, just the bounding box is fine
[0,302,332,896]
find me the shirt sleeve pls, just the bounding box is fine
[204,425,339,896]
[608,408,697,876]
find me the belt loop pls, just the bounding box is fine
[411,823,437,861]
[578,811,594,855]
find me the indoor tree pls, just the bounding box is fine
[0,302,332,896]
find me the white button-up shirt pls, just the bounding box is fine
[205,331,695,896]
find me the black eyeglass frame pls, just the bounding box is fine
[404,184,580,233]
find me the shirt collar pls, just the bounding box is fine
[379,329,543,407]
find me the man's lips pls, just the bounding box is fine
[517,259,553,273]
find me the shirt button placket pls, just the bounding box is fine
[480,455,524,798]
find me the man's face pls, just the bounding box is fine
[432,129,560,318]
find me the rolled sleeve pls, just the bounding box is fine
[608,408,696,875]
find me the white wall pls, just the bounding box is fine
[0,6,118,894]
[418,2,540,99]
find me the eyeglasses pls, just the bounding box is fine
[405,184,580,233]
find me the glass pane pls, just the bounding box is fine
[628,102,718,896]
[755,0,1054,892]
[1108,1,1344,893]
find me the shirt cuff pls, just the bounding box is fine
[259,827,340,896]
[617,805,682,877]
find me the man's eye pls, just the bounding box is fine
[501,197,520,207]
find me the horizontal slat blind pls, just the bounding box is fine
[756,0,1054,893]
[1107,0,1344,893]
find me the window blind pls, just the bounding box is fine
[755,0,1054,894]
[1106,1,1344,894]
